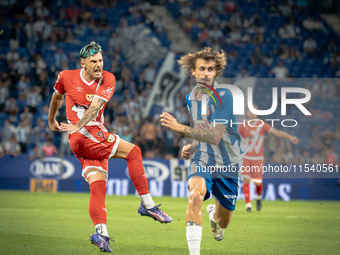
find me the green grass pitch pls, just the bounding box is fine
[0,190,339,255]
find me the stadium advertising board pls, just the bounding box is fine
[30,179,58,193]
[0,155,339,200]
[30,157,75,179]
[125,160,170,182]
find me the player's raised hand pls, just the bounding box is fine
[59,123,80,134]
[48,119,61,132]
[159,112,180,132]
[289,136,299,144]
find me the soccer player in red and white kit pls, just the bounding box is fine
[238,108,299,212]
[48,42,171,253]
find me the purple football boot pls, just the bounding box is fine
[89,232,114,253]
[138,202,172,223]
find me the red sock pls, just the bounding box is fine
[126,146,149,195]
[256,183,263,197]
[89,180,107,226]
[243,183,250,204]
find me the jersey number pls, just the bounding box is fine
[97,131,108,140]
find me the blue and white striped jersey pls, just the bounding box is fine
[185,85,245,167]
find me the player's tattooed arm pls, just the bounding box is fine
[160,112,226,145]
[179,124,226,145]
[59,96,106,134]
[75,97,106,130]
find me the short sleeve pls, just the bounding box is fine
[263,121,272,133]
[185,93,191,112]
[95,73,116,102]
[54,71,66,95]
[211,89,233,126]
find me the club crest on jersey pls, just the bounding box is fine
[101,87,114,98]
[107,135,115,143]
[86,94,95,102]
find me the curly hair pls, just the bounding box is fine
[79,41,102,59]
[177,47,227,77]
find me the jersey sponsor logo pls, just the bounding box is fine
[76,86,83,92]
[30,157,75,179]
[194,119,211,130]
[101,87,114,98]
[125,160,170,182]
[86,94,95,102]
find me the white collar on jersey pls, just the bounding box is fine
[80,68,96,86]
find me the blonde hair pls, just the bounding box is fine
[178,47,227,77]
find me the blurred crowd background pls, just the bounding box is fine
[0,0,339,166]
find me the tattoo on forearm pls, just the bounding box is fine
[178,125,226,144]
[76,99,105,129]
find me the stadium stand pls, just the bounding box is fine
[0,0,339,166]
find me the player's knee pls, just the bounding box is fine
[130,145,142,156]
[125,145,142,160]
[87,170,107,184]
[134,145,142,154]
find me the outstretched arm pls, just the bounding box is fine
[270,128,299,144]
[48,92,64,132]
[160,112,226,145]
[59,96,106,134]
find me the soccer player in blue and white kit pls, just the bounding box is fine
[160,47,244,255]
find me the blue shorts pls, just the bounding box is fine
[188,160,240,211]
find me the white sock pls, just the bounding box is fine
[246,202,252,208]
[186,225,202,255]
[140,193,154,209]
[256,195,262,200]
[95,224,109,237]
